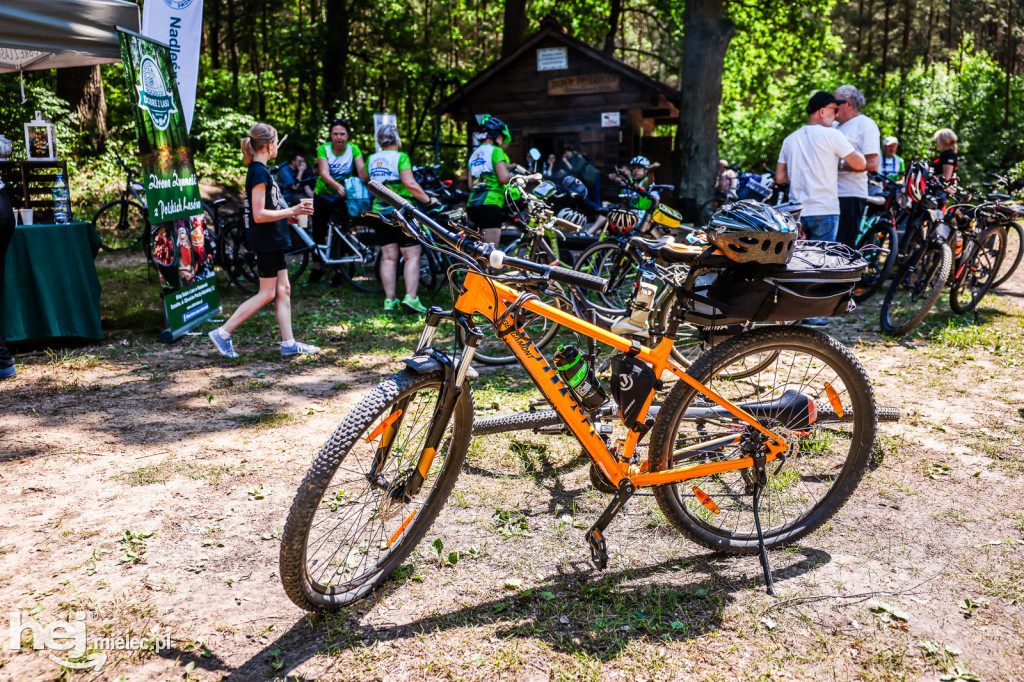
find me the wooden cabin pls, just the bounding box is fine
[441,19,679,198]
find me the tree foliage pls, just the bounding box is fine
[0,0,1020,206]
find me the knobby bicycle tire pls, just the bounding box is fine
[573,241,641,315]
[93,199,149,251]
[949,225,1007,314]
[853,218,899,303]
[648,326,876,554]
[280,369,473,611]
[879,240,952,336]
[992,220,1023,289]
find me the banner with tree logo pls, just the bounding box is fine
[117,28,219,342]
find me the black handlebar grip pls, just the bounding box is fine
[367,180,411,210]
[546,265,609,293]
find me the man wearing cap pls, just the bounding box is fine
[833,85,881,247]
[776,91,867,243]
[880,136,904,181]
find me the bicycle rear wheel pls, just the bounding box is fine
[992,220,1022,289]
[280,369,473,611]
[334,221,384,293]
[853,218,899,303]
[879,241,952,336]
[94,199,148,251]
[950,225,1006,313]
[649,326,876,553]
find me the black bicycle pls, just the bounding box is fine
[92,154,149,251]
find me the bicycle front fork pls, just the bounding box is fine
[386,308,481,503]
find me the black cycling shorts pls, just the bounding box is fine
[466,204,505,230]
[374,219,419,248]
[256,250,287,278]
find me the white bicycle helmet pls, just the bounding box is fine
[556,208,588,229]
[706,200,798,265]
[630,156,650,168]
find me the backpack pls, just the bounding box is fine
[344,177,371,216]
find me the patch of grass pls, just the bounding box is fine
[492,509,532,539]
[113,459,240,487]
[232,411,298,428]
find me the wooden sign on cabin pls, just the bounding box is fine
[547,74,620,96]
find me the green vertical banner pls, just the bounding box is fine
[117,28,220,342]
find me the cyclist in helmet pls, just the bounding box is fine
[467,115,513,245]
[592,155,658,234]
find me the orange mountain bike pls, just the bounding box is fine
[280,181,878,610]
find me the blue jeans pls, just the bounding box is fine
[801,214,839,242]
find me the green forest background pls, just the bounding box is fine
[1,0,1021,212]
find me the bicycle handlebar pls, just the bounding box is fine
[366,180,608,293]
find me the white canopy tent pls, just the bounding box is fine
[0,0,140,74]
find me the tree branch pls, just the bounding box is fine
[621,7,669,32]
[612,45,677,69]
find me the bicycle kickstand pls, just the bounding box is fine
[585,479,635,570]
[752,461,778,597]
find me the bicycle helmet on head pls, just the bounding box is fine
[706,200,798,265]
[629,156,650,168]
[478,115,510,142]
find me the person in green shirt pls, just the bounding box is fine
[467,115,513,245]
[366,124,439,314]
[311,118,366,284]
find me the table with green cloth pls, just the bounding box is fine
[1,221,104,343]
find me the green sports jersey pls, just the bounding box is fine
[314,142,363,196]
[468,144,509,207]
[367,150,414,212]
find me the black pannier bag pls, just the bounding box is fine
[684,241,868,325]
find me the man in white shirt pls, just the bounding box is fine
[833,85,881,247]
[776,91,866,243]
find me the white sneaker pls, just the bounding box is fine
[281,340,321,356]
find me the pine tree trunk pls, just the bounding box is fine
[673,0,734,216]
[208,0,221,70]
[56,65,108,155]
[501,0,528,58]
[324,0,350,112]
[604,0,623,54]
[897,0,912,138]
[881,0,891,86]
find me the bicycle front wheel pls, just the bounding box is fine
[879,241,952,336]
[94,199,148,251]
[649,326,876,554]
[853,218,899,303]
[950,225,1006,314]
[280,369,473,611]
[574,241,642,314]
[992,220,1022,289]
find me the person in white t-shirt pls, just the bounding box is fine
[833,85,880,247]
[776,91,866,243]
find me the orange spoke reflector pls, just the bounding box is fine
[824,382,843,418]
[386,509,417,548]
[366,409,403,444]
[692,487,720,514]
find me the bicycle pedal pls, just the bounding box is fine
[585,529,608,570]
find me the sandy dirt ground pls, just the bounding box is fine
[1,262,1022,681]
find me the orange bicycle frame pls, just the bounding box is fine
[453,271,787,489]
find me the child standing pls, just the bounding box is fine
[209,123,319,358]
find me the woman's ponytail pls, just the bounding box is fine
[240,123,278,165]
